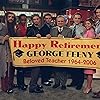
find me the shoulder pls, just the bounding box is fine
[27,25,35,33]
[90,28,95,32]
[41,23,49,29]
[50,27,57,34]
[15,24,20,29]
[77,24,86,32]
[1,23,6,28]
[2,23,6,26]
[64,26,71,29]
[69,25,75,30]
[63,26,72,31]
[27,25,34,30]
[51,26,57,30]
[1,23,7,30]
[82,26,85,30]
[79,24,85,29]
[69,25,74,28]
[87,28,95,33]
[27,25,32,28]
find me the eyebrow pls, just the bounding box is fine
[96,11,100,12]
[8,16,14,18]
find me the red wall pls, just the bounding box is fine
[66,9,93,21]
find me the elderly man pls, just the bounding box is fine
[50,15,72,90]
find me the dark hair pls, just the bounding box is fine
[85,18,94,25]
[31,14,40,20]
[5,11,16,19]
[94,5,100,14]
[5,12,16,36]
[73,12,82,18]
[19,14,27,19]
[43,13,52,19]
[85,18,95,30]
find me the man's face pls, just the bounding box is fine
[57,17,65,27]
[7,14,15,23]
[32,16,41,26]
[44,15,52,24]
[96,9,100,19]
[73,14,82,25]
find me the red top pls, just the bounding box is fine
[16,23,27,37]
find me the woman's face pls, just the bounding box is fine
[96,9,100,19]
[85,21,92,30]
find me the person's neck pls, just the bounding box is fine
[20,23,26,26]
[34,24,39,27]
[8,22,13,25]
[58,26,63,28]
[75,23,80,25]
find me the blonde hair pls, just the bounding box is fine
[56,15,65,21]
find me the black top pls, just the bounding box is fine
[27,23,53,37]
[27,24,40,37]
[39,23,52,37]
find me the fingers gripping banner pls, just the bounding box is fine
[9,37,100,69]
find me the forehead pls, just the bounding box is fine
[20,16,26,18]
[45,15,52,18]
[85,21,91,24]
[57,17,64,21]
[8,14,15,17]
[33,16,40,20]
[73,14,82,18]
[96,9,100,12]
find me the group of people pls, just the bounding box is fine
[0,5,100,98]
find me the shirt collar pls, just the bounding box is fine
[57,26,63,31]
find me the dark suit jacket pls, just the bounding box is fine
[39,23,53,37]
[26,25,40,37]
[50,26,72,38]
[27,23,53,37]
